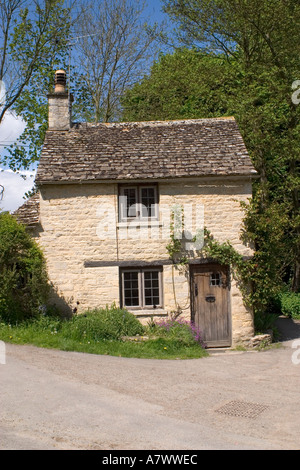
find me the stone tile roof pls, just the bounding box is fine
[13,193,40,226]
[35,117,257,184]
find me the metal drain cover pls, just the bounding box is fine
[216,400,269,419]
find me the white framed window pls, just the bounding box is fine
[119,185,158,222]
[120,267,163,309]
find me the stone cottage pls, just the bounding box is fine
[16,70,258,347]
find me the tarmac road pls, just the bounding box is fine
[1,316,300,451]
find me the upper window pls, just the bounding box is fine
[119,185,158,221]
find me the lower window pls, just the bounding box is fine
[121,268,163,309]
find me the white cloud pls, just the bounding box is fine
[0,109,26,145]
[0,109,32,212]
[0,167,36,212]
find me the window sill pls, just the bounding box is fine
[127,309,168,317]
[117,221,163,228]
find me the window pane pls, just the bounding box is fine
[141,187,156,218]
[143,271,160,306]
[210,273,221,286]
[145,294,160,306]
[123,272,140,306]
[124,279,138,289]
[123,188,137,218]
[144,271,153,280]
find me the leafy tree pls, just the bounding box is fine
[163,0,300,71]
[0,0,73,171]
[123,1,300,298]
[122,47,241,121]
[0,211,49,323]
[161,0,300,291]
[0,0,160,172]
[72,0,160,123]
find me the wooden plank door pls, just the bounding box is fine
[191,264,231,347]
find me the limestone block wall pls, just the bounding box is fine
[36,177,254,345]
[48,93,71,131]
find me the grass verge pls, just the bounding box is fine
[0,311,208,360]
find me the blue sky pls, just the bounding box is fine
[0,0,171,213]
[146,0,167,19]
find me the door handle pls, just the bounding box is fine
[194,283,198,296]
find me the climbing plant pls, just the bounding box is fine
[166,207,254,312]
[166,204,188,265]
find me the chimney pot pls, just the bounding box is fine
[54,69,67,93]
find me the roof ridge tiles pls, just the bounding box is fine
[36,117,257,184]
[71,116,236,130]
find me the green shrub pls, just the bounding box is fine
[0,212,49,323]
[254,311,278,334]
[278,292,300,319]
[61,305,145,341]
[29,315,63,335]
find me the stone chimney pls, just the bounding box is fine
[48,70,73,130]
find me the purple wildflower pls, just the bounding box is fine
[153,317,206,348]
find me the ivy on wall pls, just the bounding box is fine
[166,206,252,311]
